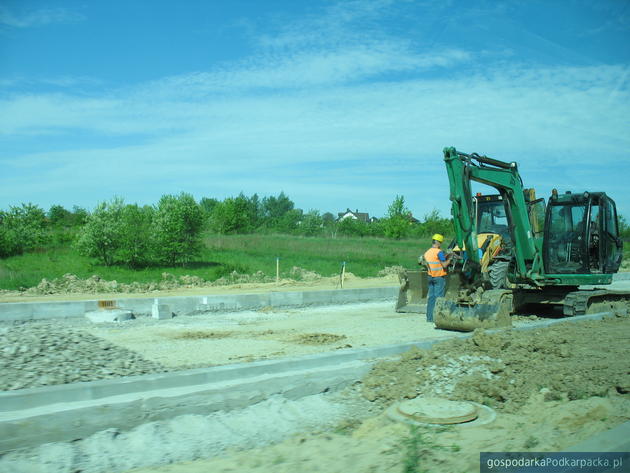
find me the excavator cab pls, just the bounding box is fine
[476,195,509,239]
[544,191,622,275]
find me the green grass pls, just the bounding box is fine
[0,233,430,291]
[205,234,426,277]
[2,231,626,291]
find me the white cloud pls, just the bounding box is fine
[0,6,84,28]
[132,45,471,99]
[2,64,627,159]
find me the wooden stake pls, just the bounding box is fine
[340,261,346,288]
[276,257,280,285]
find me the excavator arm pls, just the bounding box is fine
[443,147,543,285]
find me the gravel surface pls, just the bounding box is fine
[0,321,167,391]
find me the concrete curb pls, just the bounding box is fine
[0,286,398,322]
[3,272,628,322]
[0,310,617,453]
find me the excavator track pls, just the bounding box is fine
[562,289,630,317]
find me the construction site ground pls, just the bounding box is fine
[124,315,630,473]
[1,274,629,473]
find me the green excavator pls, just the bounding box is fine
[396,147,628,331]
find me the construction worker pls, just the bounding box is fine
[423,234,452,323]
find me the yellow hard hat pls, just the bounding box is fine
[432,233,444,242]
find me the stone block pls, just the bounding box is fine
[152,304,172,320]
[85,309,134,324]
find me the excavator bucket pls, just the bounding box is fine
[395,270,427,313]
[395,270,462,313]
[433,289,513,331]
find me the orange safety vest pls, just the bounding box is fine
[424,247,447,277]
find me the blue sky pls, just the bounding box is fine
[1,0,629,220]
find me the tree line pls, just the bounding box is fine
[0,192,454,267]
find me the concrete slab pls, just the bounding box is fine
[151,303,172,320]
[85,309,134,323]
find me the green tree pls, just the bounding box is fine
[152,193,204,265]
[619,214,630,239]
[262,191,294,228]
[48,205,72,226]
[277,208,303,234]
[383,195,410,239]
[210,194,256,234]
[322,212,335,226]
[0,225,19,258]
[48,204,80,246]
[199,197,219,217]
[0,203,49,257]
[118,204,154,268]
[414,209,453,238]
[247,193,264,229]
[75,198,126,266]
[337,217,370,237]
[70,206,89,226]
[299,210,323,236]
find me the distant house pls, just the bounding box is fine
[337,208,370,223]
[407,212,420,224]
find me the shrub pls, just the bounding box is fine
[298,210,324,237]
[0,203,49,257]
[412,209,453,238]
[118,204,154,268]
[210,194,255,234]
[152,193,204,265]
[75,198,125,266]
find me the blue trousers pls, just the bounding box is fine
[426,276,446,323]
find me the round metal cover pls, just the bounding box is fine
[396,397,478,425]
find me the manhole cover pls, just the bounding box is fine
[397,397,478,424]
[386,397,496,428]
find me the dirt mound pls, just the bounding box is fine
[289,267,322,282]
[10,266,339,296]
[21,272,213,295]
[377,265,406,277]
[362,316,630,412]
[212,270,274,286]
[14,269,290,296]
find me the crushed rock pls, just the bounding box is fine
[0,322,167,391]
